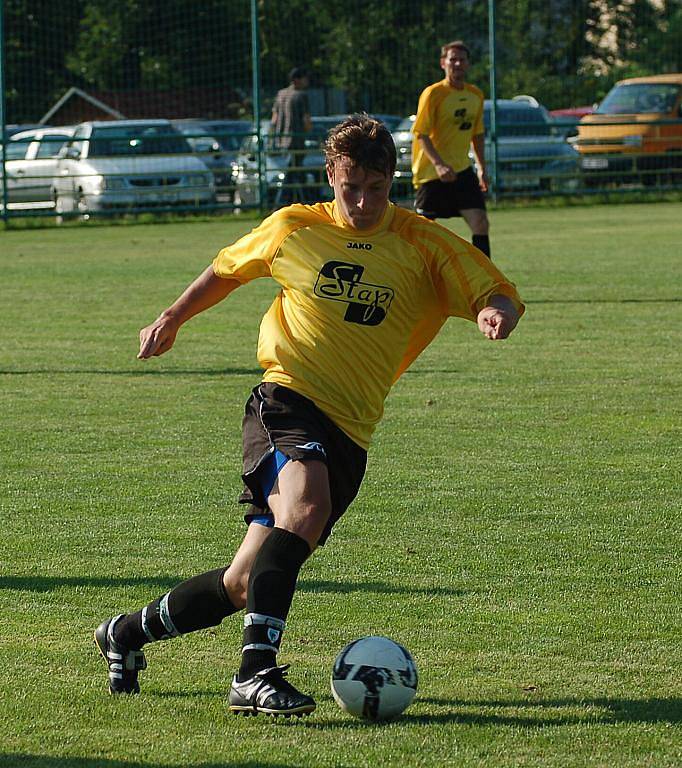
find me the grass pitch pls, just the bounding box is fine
[1,203,681,768]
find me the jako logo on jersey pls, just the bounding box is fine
[347,241,372,250]
[295,442,327,457]
[314,260,394,326]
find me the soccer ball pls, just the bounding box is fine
[331,636,418,721]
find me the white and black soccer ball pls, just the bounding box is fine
[331,636,418,721]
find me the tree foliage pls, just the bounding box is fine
[3,0,681,123]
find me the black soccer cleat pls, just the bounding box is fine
[94,614,147,695]
[228,664,316,717]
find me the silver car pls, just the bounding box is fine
[391,97,580,195]
[1,126,75,210]
[52,119,215,219]
[233,116,347,209]
[172,119,252,197]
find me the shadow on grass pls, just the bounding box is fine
[0,758,293,768]
[528,297,681,304]
[1,575,464,599]
[298,579,465,597]
[302,695,682,729]
[0,368,262,377]
[0,575,183,593]
[0,575,466,597]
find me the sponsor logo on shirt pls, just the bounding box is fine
[347,241,372,250]
[314,260,394,326]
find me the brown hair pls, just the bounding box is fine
[440,40,470,58]
[324,114,396,178]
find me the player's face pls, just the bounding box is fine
[327,159,392,230]
[441,47,469,86]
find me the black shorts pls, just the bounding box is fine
[414,166,486,219]
[239,382,367,545]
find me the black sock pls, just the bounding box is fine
[238,527,311,681]
[472,234,491,258]
[113,566,237,650]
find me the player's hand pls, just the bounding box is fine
[138,313,180,359]
[477,307,515,340]
[477,168,488,193]
[435,163,457,183]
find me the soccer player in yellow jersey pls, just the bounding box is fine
[413,40,491,257]
[94,115,524,717]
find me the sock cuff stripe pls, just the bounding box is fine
[244,612,285,630]
[242,642,280,653]
[140,605,156,643]
[159,593,181,638]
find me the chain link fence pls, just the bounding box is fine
[1,0,681,221]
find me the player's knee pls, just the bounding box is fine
[223,568,249,609]
[276,504,329,550]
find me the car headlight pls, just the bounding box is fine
[622,135,643,147]
[91,175,105,193]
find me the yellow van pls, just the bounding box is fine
[575,73,682,183]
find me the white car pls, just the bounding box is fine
[52,119,215,219]
[1,126,75,210]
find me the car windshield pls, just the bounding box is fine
[6,139,30,160]
[205,124,252,151]
[180,123,251,151]
[484,106,550,135]
[89,125,191,157]
[237,121,334,153]
[596,83,680,115]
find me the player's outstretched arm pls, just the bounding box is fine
[138,265,240,359]
[477,294,520,340]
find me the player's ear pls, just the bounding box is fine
[326,161,335,186]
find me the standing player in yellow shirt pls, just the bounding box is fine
[413,40,491,257]
[94,115,523,717]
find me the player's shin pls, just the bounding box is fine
[113,566,238,649]
[237,527,311,681]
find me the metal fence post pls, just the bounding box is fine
[0,0,9,224]
[487,0,499,203]
[251,0,265,213]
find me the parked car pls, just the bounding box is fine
[52,119,215,220]
[1,126,75,210]
[232,116,345,209]
[370,114,403,132]
[391,115,415,198]
[391,97,579,195]
[172,119,252,197]
[573,74,682,185]
[549,106,594,138]
[4,123,46,138]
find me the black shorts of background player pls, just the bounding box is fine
[415,166,486,222]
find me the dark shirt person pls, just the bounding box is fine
[271,67,312,202]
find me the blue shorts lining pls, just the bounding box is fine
[247,449,290,527]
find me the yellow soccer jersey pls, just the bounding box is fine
[412,80,485,187]
[213,201,523,449]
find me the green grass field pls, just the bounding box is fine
[1,203,681,768]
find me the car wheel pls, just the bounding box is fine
[76,189,90,221]
[232,190,243,214]
[54,191,75,225]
